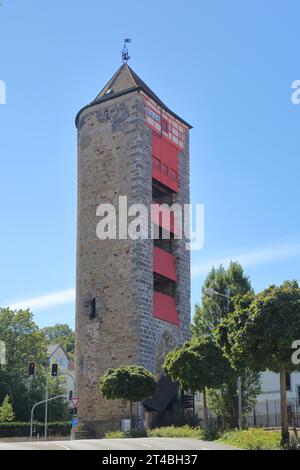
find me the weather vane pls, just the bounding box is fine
[122,38,131,64]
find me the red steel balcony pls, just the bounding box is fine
[153,291,180,326]
[153,246,177,282]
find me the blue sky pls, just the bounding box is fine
[0,1,300,328]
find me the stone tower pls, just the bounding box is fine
[75,63,191,437]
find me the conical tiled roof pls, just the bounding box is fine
[75,64,192,128]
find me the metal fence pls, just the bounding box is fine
[195,399,300,429]
[246,399,300,428]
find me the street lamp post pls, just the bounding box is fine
[44,360,49,440]
[30,394,66,440]
[59,371,76,440]
[204,287,243,430]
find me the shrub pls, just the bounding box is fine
[104,430,127,439]
[104,429,147,439]
[0,421,71,438]
[0,396,15,422]
[284,435,300,450]
[218,429,281,450]
[147,425,203,439]
[200,426,220,441]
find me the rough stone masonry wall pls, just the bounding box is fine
[75,89,191,437]
[75,91,151,437]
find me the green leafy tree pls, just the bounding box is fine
[0,309,69,422]
[0,308,46,420]
[216,281,300,445]
[207,369,261,428]
[193,262,253,335]
[100,365,157,426]
[163,338,231,428]
[0,395,15,422]
[192,263,261,427]
[47,374,69,422]
[41,324,75,358]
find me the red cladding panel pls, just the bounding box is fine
[152,134,179,192]
[153,291,180,326]
[153,246,177,282]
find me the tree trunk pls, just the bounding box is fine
[203,388,208,430]
[280,368,289,446]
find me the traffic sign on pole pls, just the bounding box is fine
[72,397,79,408]
[71,418,78,428]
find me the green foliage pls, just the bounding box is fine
[286,435,300,450]
[215,281,300,444]
[0,421,70,438]
[193,262,253,335]
[0,309,69,422]
[217,281,300,373]
[105,426,204,439]
[46,374,69,422]
[191,263,261,427]
[0,308,47,421]
[105,429,147,439]
[104,430,128,439]
[100,365,157,403]
[147,425,203,439]
[163,337,231,392]
[0,395,15,422]
[41,324,75,358]
[215,292,255,367]
[207,369,261,427]
[218,428,281,450]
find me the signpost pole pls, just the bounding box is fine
[70,397,79,439]
[30,394,66,440]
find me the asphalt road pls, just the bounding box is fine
[0,437,237,450]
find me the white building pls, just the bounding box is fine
[195,371,300,428]
[258,371,300,402]
[47,344,75,397]
[249,371,300,427]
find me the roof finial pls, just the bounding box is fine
[122,38,131,64]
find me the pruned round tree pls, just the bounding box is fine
[99,365,157,427]
[163,338,231,428]
[0,395,15,422]
[216,281,300,446]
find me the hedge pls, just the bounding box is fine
[0,421,71,438]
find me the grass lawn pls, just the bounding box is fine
[105,426,298,450]
[218,429,282,450]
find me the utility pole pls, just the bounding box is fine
[237,376,243,430]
